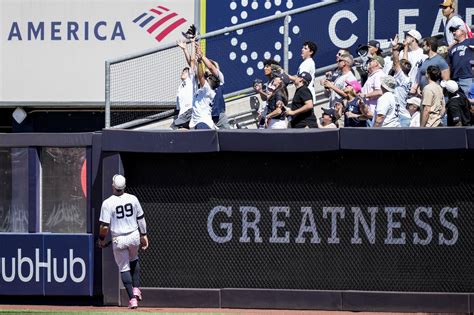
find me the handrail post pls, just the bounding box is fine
[283,15,290,73]
[105,61,111,129]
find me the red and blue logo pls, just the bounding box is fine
[133,5,187,42]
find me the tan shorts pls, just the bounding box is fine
[112,230,140,272]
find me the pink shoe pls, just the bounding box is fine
[128,297,138,309]
[133,287,142,301]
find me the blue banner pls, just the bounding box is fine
[204,0,474,94]
[0,234,93,296]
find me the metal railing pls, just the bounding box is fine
[105,0,340,128]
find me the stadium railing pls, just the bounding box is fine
[104,0,342,129]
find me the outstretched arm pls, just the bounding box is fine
[177,39,192,66]
[391,34,402,74]
[195,42,219,77]
[194,42,206,87]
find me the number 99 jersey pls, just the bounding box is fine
[99,193,144,237]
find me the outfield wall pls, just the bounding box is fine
[0,129,473,311]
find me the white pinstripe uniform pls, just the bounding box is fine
[99,193,144,272]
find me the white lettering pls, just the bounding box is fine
[270,207,290,243]
[295,207,321,244]
[439,207,458,245]
[329,10,358,48]
[413,207,433,245]
[0,248,87,283]
[399,9,419,39]
[18,249,34,282]
[432,10,446,36]
[323,207,345,244]
[351,207,377,244]
[207,206,233,243]
[240,207,262,243]
[1,257,16,282]
[385,207,406,245]
[69,250,86,283]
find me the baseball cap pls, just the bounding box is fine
[380,75,396,92]
[406,97,421,108]
[449,24,462,33]
[369,55,385,67]
[297,71,312,84]
[322,108,337,119]
[439,0,454,8]
[112,174,126,190]
[368,40,381,53]
[440,80,459,93]
[345,80,361,93]
[406,29,422,42]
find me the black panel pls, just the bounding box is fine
[221,289,341,310]
[342,292,469,313]
[340,128,468,150]
[0,133,94,147]
[120,288,220,308]
[218,129,339,152]
[102,130,219,153]
[121,150,474,292]
[467,128,474,149]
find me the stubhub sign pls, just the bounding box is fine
[0,234,93,296]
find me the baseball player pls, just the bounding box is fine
[98,174,149,309]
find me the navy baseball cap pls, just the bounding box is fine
[297,71,312,84]
[322,108,337,119]
[368,40,381,52]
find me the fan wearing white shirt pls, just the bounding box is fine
[399,29,428,84]
[289,41,318,103]
[173,39,198,129]
[189,42,221,129]
[373,76,401,128]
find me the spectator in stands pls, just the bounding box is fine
[359,55,385,126]
[400,29,427,84]
[389,34,412,127]
[406,97,421,127]
[254,59,281,128]
[324,48,354,83]
[357,40,383,85]
[343,80,367,127]
[289,41,318,103]
[368,40,382,58]
[440,0,468,47]
[421,66,445,127]
[172,40,197,130]
[195,43,231,129]
[448,24,474,96]
[265,76,288,129]
[322,53,357,109]
[188,42,220,129]
[373,76,401,127]
[441,80,471,126]
[412,36,450,94]
[317,108,338,128]
[284,71,317,128]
